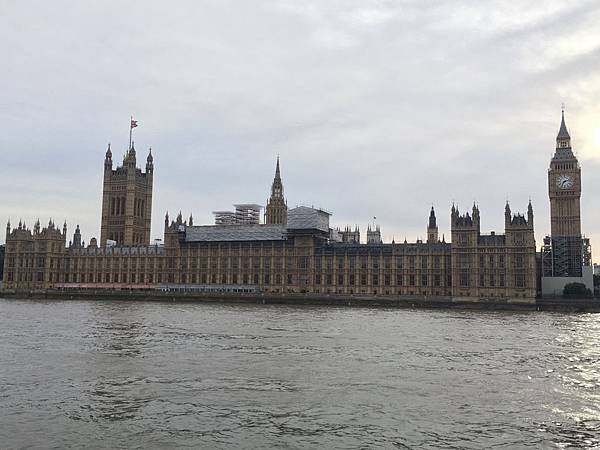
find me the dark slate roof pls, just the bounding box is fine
[557,111,570,140]
[185,224,287,242]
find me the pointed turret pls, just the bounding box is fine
[427,206,438,243]
[104,143,113,172]
[527,200,534,226]
[146,147,154,174]
[557,109,571,141]
[265,156,288,224]
[505,202,511,228]
[189,213,193,226]
[553,108,576,161]
[73,224,82,248]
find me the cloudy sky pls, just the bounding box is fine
[1,0,600,259]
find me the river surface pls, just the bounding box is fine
[1,299,599,449]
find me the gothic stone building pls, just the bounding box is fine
[2,137,539,302]
[100,143,153,247]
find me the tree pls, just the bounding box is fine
[563,282,593,299]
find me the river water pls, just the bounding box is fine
[0,299,599,449]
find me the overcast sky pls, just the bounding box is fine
[1,0,599,260]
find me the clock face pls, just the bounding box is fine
[556,174,574,190]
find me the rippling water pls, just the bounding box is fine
[1,299,599,449]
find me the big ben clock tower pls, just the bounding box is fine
[547,109,583,276]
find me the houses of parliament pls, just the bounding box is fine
[2,111,592,302]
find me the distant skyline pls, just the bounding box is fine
[1,1,599,261]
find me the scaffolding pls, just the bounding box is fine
[541,236,554,277]
[551,236,583,277]
[583,237,592,267]
[234,204,261,225]
[213,204,262,225]
[212,211,237,225]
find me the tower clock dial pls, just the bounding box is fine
[556,174,574,190]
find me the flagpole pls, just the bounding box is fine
[129,115,133,150]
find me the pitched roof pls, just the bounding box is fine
[557,110,570,140]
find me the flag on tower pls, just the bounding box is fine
[131,119,138,129]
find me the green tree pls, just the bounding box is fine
[563,282,593,299]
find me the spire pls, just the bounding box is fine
[275,154,281,180]
[105,143,112,159]
[554,108,574,159]
[557,108,570,140]
[146,147,154,173]
[189,213,193,226]
[428,206,437,229]
[527,200,534,225]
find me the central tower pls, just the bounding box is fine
[265,156,288,225]
[547,110,582,276]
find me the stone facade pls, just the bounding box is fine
[3,149,539,303]
[100,143,153,247]
[450,203,537,301]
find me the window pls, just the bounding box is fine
[338,274,344,285]
[421,275,427,286]
[373,274,379,285]
[315,274,321,285]
[515,273,525,288]
[409,275,415,286]
[460,272,469,287]
[396,274,403,286]
[516,255,524,269]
